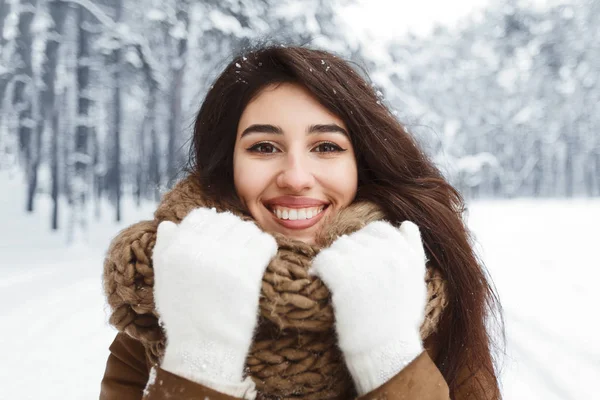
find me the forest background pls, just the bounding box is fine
[1,0,597,237]
[0,1,598,399]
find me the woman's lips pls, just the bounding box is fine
[268,205,328,230]
[263,195,329,208]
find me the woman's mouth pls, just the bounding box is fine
[271,205,325,220]
[266,204,329,230]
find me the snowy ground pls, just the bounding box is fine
[1,171,598,399]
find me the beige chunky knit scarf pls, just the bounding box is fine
[103,176,448,399]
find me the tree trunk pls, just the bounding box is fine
[51,105,60,230]
[74,4,95,232]
[167,65,184,186]
[0,0,11,102]
[44,0,68,229]
[14,0,37,211]
[112,0,123,222]
[167,4,189,187]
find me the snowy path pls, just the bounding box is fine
[0,173,154,399]
[467,200,599,400]
[1,174,598,399]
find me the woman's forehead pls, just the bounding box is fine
[238,83,347,132]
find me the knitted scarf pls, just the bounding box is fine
[103,176,448,399]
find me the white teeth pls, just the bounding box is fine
[289,209,298,220]
[271,206,325,221]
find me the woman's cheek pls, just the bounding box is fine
[325,159,358,202]
[235,160,271,204]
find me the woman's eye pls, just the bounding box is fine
[248,142,279,154]
[313,142,344,153]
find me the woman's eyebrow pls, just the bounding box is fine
[240,123,348,138]
[240,124,283,137]
[307,124,348,137]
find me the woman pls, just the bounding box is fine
[101,45,503,400]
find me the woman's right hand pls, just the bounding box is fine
[152,207,278,399]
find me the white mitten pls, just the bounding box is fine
[152,208,278,399]
[310,220,428,395]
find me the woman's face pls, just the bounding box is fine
[233,83,358,244]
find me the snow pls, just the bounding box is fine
[143,367,157,397]
[146,9,167,23]
[2,10,19,42]
[1,170,598,399]
[337,0,493,39]
[337,0,562,41]
[205,9,247,37]
[0,172,155,399]
[466,199,600,399]
[169,21,187,41]
[456,152,500,175]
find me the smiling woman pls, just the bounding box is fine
[100,45,503,400]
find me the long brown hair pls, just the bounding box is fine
[188,45,504,398]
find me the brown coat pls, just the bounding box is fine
[100,332,450,400]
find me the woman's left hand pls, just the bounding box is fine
[309,220,428,396]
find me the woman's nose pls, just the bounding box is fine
[276,153,315,192]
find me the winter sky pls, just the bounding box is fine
[339,0,557,39]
